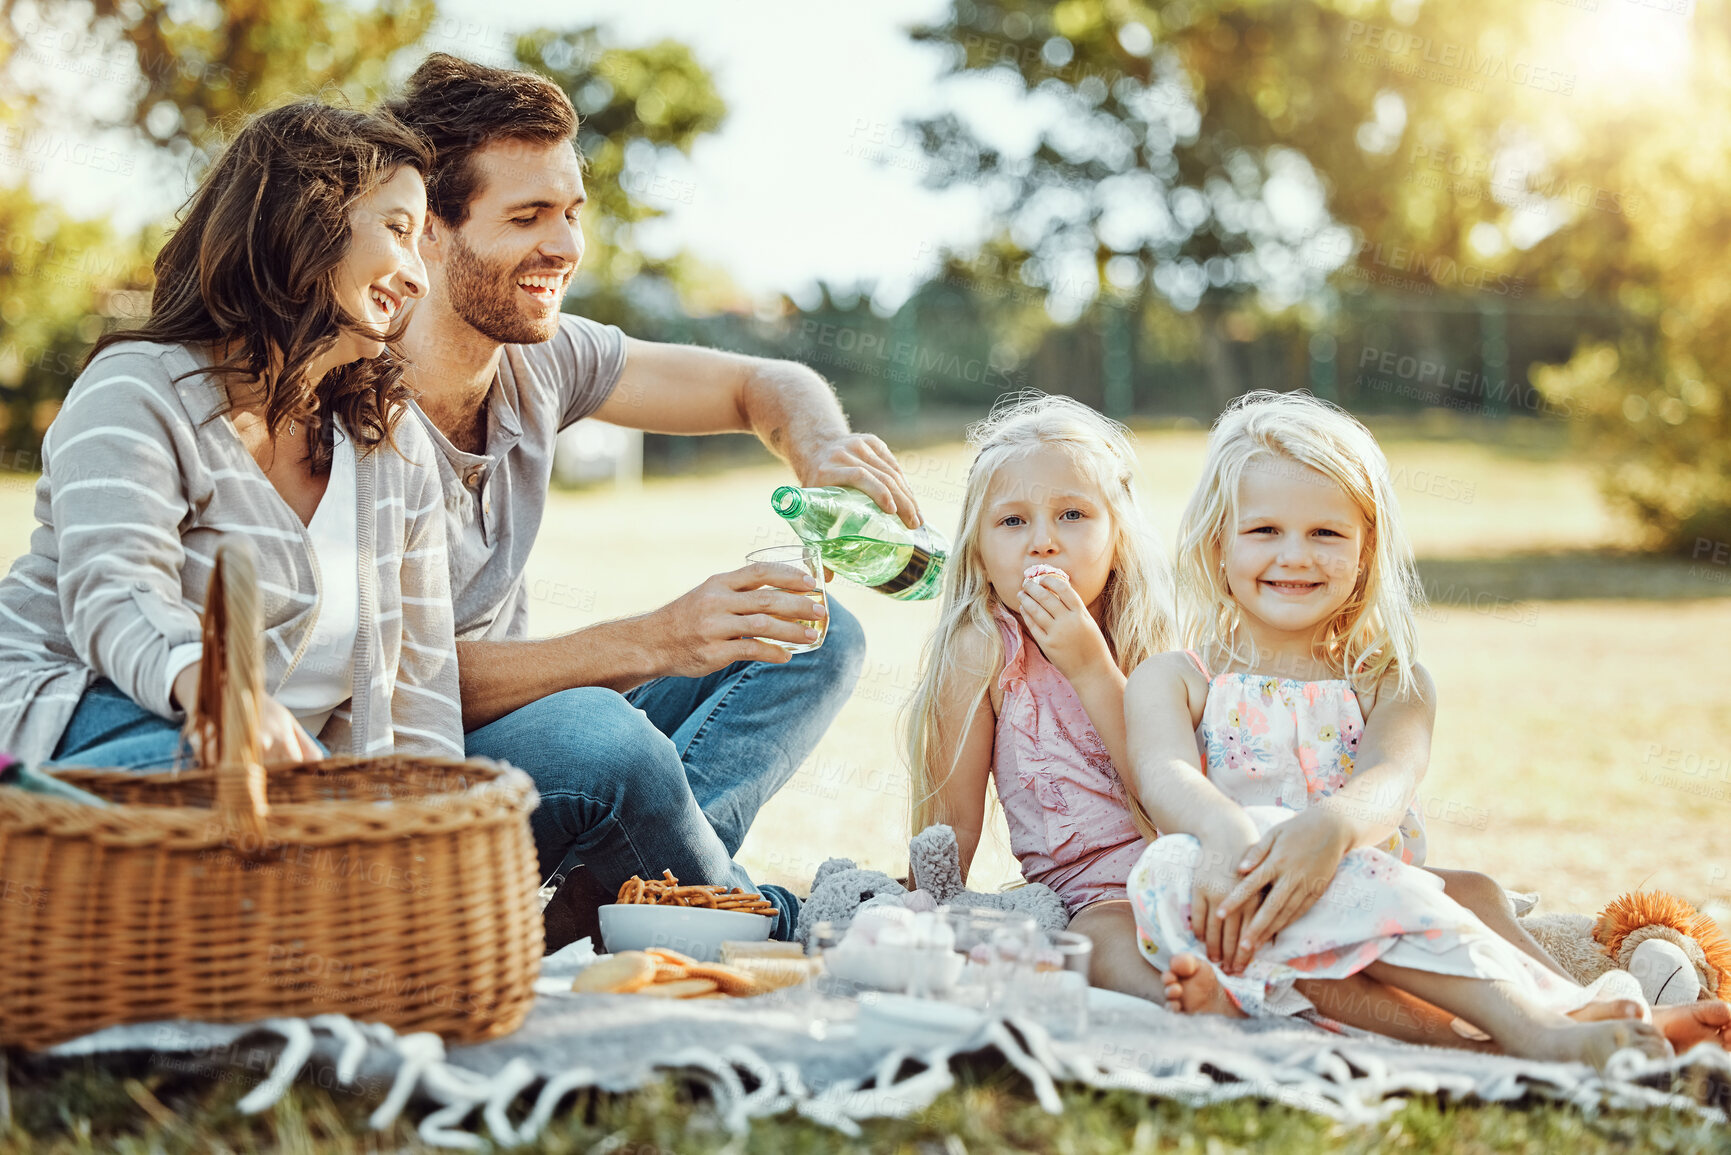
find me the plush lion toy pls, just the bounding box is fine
[1521,890,1731,1006]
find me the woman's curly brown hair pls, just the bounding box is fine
[90,101,433,472]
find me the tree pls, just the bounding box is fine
[513,28,734,327]
[0,0,440,452]
[908,0,1729,550]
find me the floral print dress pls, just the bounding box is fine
[1127,649,1640,1021]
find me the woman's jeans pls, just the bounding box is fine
[50,678,192,769]
[464,598,867,941]
[49,678,326,768]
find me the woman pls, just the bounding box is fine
[0,101,463,768]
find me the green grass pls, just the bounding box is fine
[4,420,1730,1149]
[4,1056,1728,1153]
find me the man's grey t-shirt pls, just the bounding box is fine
[411,313,626,641]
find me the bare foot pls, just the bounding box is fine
[1505,1018,1672,1070]
[1652,1000,1731,1052]
[1567,998,1646,1024]
[1161,953,1246,1018]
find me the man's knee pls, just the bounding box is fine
[475,686,679,795]
[1433,868,1512,919]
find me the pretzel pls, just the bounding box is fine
[613,871,777,918]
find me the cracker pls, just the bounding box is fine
[646,947,698,967]
[572,951,657,994]
[731,956,822,992]
[653,963,689,983]
[684,961,763,997]
[720,940,807,963]
[638,978,719,999]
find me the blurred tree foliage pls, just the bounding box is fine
[514,29,733,327]
[0,0,442,453]
[909,0,1723,550]
[61,0,437,159]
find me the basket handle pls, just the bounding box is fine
[188,537,270,838]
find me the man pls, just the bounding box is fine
[384,54,922,946]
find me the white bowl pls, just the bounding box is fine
[597,903,773,962]
[822,943,966,994]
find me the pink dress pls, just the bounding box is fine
[1127,649,1641,1021]
[991,603,1146,915]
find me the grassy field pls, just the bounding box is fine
[6,1056,1730,1154]
[3,416,1729,1150]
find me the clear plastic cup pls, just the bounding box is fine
[938,906,1039,1012]
[938,905,1038,965]
[1001,929,1093,1039]
[746,543,827,653]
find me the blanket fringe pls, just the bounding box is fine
[66,1010,1731,1148]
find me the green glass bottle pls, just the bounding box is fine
[771,486,949,601]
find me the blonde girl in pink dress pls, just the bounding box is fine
[1121,390,1680,1066]
[902,394,1177,993]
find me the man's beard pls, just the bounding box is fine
[445,228,561,345]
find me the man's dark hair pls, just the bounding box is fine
[385,53,580,226]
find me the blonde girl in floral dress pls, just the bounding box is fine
[1122,391,1677,1066]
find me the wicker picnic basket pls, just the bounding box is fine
[0,541,543,1050]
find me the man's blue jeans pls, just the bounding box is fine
[463,598,867,941]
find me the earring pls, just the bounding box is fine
[290,419,298,437]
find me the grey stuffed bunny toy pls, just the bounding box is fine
[796,823,1069,945]
[907,824,1068,932]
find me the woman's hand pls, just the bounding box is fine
[1017,571,1115,686]
[172,662,323,766]
[1217,808,1354,973]
[1192,815,1263,972]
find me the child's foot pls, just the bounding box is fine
[1566,998,1646,1024]
[1651,1000,1731,1051]
[1506,1019,1671,1069]
[1161,953,1246,1018]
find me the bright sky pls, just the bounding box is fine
[25,0,1008,310]
[452,0,999,308]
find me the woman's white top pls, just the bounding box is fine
[274,432,360,737]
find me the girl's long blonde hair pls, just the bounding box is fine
[903,393,1174,844]
[1175,390,1424,698]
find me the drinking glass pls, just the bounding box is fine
[937,905,1038,1011]
[798,920,856,1037]
[939,905,1039,964]
[746,543,827,654]
[808,919,849,956]
[807,919,857,999]
[997,929,1093,1040]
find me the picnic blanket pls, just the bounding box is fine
[35,940,1731,1148]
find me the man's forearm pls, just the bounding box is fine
[741,359,850,473]
[456,618,663,732]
